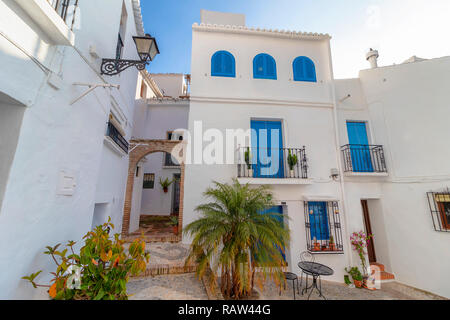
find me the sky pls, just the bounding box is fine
[141,0,450,79]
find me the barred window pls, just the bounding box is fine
[143,173,155,189]
[427,189,450,232]
[304,201,344,253]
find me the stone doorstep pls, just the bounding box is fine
[370,262,395,282]
[132,264,198,278]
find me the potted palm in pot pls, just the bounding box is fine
[159,177,173,193]
[244,147,253,177]
[168,216,179,235]
[287,150,298,178]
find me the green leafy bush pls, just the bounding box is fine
[22,218,149,300]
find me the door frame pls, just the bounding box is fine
[171,173,181,216]
[361,200,376,263]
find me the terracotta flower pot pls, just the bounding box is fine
[173,226,178,235]
[163,187,168,193]
[353,280,363,288]
[329,244,337,251]
[313,243,321,251]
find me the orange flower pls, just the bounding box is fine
[49,283,57,299]
[113,257,120,267]
[91,258,98,265]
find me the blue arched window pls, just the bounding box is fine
[211,51,236,77]
[293,56,317,82]
[253,53,277,80]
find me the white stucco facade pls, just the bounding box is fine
[182,11,450,298]
[129,73,189,232]
[0,0,144,299]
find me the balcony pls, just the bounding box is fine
[341,144,387,175]
[237,147,311,185]
[16,0,77,45]
[106,121,129,154]
[46,0,79,30]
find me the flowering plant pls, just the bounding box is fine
[350,231,373,277]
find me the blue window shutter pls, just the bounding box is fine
[253,54,277,80]
[293,56,317,82]
[211,51,235,77]
[309,202,330,241]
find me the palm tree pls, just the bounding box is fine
[184,179,290,299]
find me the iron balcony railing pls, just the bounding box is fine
[46,0,79,30]
[237,147,308,179]
[341,144,387,173]
[106,121,129,154]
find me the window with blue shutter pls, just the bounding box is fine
[308,202,330,241]
[211,51,236,77]
[293,56,317,82]
[253,53,277,80]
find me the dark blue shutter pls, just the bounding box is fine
[211,51,235,77]
[253,54,277,80]
[293,57,317,82]
[309,202,330,241]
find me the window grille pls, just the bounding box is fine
[427,188,450,232]
[304,201,344,253]
[143,174,155,189]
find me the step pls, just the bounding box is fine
[370,262,385,272]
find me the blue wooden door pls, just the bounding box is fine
[346,122,373,172]
[260,206,286,261]
[251,120,284,178]
[309,202,330,241]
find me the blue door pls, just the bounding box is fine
[259,206,286,261]
[251,120,284,178]
[346,122,373,172]
[309,202,330,241]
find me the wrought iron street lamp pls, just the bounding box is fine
[101,34,159,76]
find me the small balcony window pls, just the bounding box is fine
[46,0,79,30]
[106,121,129,154]
[304,201,344,253]
[427,189,450,232]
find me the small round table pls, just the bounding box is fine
[298,261,334,300]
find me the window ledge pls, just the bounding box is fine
[162,166,181,169]
[103,136,127,157]
[16,0,75,46]
[344,172,388,177]
[237,178,313,185]
[308,251,344,255]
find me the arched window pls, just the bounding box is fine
[293,56,317,82]
[253,53,277,80]
[211,51,236,77]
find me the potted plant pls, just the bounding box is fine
[313,237,321,251]
[159,177,173,193]
[168,216,179,235]
[350,231,373,285]
[329,235,337,251]
[345,267,363,288]
[244,147,253,177]
[287,150,298,178]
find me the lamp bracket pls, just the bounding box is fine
[101,59,149,76]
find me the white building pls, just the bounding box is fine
[129,72,189,233]
[0,0,147,299]
[182,10,450,298]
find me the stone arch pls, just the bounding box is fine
[122,139,186,238]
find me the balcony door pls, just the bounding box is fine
[346,121,373,172]
[251,120,284,178]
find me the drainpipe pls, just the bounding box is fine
[326,39,354,268]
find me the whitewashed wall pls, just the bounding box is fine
[0,0,141,299]
[185,23,351,283]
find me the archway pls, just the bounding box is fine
[122,139,186,241]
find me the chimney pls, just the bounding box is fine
[366,48,379,69]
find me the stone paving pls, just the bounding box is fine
[257,278,446,300]
[127,273,208,300]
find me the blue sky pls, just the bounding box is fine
[141,0,450,79]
